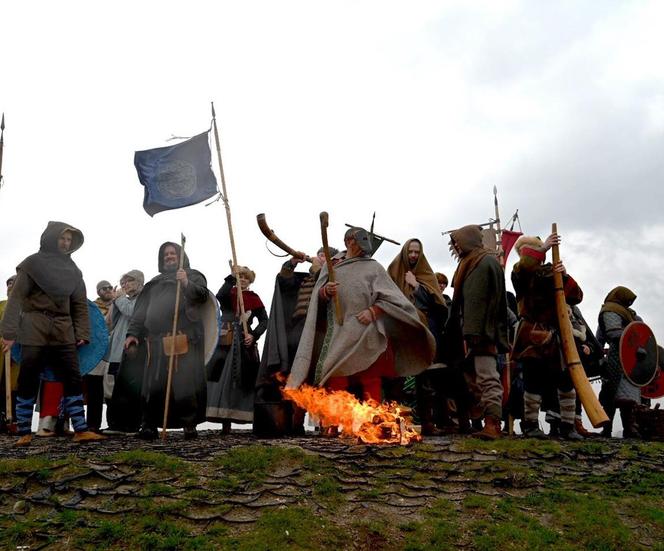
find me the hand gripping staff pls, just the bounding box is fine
[551,223,609,428]
[320,212,343,326]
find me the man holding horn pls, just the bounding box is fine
[125,241,209,440]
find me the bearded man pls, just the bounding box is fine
[388,238,451,435]
[447,225,509,440]
[1,221,104,445]
[287,227,435,405]
[125,242,209,440]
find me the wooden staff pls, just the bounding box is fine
[320,212,343,326]
[211,102,248,337]
[162,233,186,440]
[551,223,609,428]
[4,350,12,427]
[0,113,5,189]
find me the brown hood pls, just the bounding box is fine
[387,238,445,306]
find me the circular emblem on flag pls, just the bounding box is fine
[156,160,197,199]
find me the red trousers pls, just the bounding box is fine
[326,343,396,402]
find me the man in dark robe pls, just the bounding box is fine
[254,251,332,436]
[1,221,104,445]
[125,242,209,439]
[447,225,509,440]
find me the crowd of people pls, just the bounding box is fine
[0,220,659,446]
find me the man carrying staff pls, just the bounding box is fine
[511,233,583,440]
[447,225,509,440]
[286,227,435,406]
[125,242,209,440]
[0,221,104,445]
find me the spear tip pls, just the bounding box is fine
[1,113,4,131]
[211,102,216,118]
[493,185,497,195]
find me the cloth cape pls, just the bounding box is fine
[286,256,435,388]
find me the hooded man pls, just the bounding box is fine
[125,242,209,439]
[447,224,509,440]
[597,286,643,438]
[0,221,104,445]
[388,238,451,435]
[287,227,435,406]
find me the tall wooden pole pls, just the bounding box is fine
[161,233,186,441]
[493,186,504,267]
[211,102,249,336]
[551,223,609,428]
[0,113,5,189]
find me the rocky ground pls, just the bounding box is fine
[0,431,663,550]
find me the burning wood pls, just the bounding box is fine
[282,384,422,445]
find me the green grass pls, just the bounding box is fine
[104,449,187,474]
[221,506,347,551]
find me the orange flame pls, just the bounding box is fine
[283,384,422,445]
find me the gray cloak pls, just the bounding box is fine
[286,256,435,388]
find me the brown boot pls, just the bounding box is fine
[421,422,445,436]
[16,434,33,447]
[574,417,595,438]
[73,431,106,443]
[476,416,501,441]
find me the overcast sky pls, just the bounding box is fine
[1,1,663,347]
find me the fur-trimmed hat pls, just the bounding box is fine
[237,266,256,283]
[514,236,543,257]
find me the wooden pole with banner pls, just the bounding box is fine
[0,113,5,190]
[161,233,186,441]
[211,102,249,337]
[551,223,609,428]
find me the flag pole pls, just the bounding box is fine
[0,113,5,190]
[493,186,504,267]
[210,102,249,337]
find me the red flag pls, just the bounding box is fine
[501,229,523,266]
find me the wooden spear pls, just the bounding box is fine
[320,212,343,326]
[551,223,609,428]
[211,102,249,338]
[161,233,186,441]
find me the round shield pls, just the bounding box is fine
[202,291,221,365]
[620,321,658,387]
[10,300,109,381]
[642,346,664,399]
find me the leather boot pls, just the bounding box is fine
[476,416,501,440]
[574,417,595,438]
[620,404,642,439]
[73,431,106,443]
[521,420,548,439]
[559,422,583,441]
[421,422,445,436]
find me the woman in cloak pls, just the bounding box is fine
[207,266,268,433]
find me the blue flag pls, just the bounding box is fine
[134,131,219,217]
